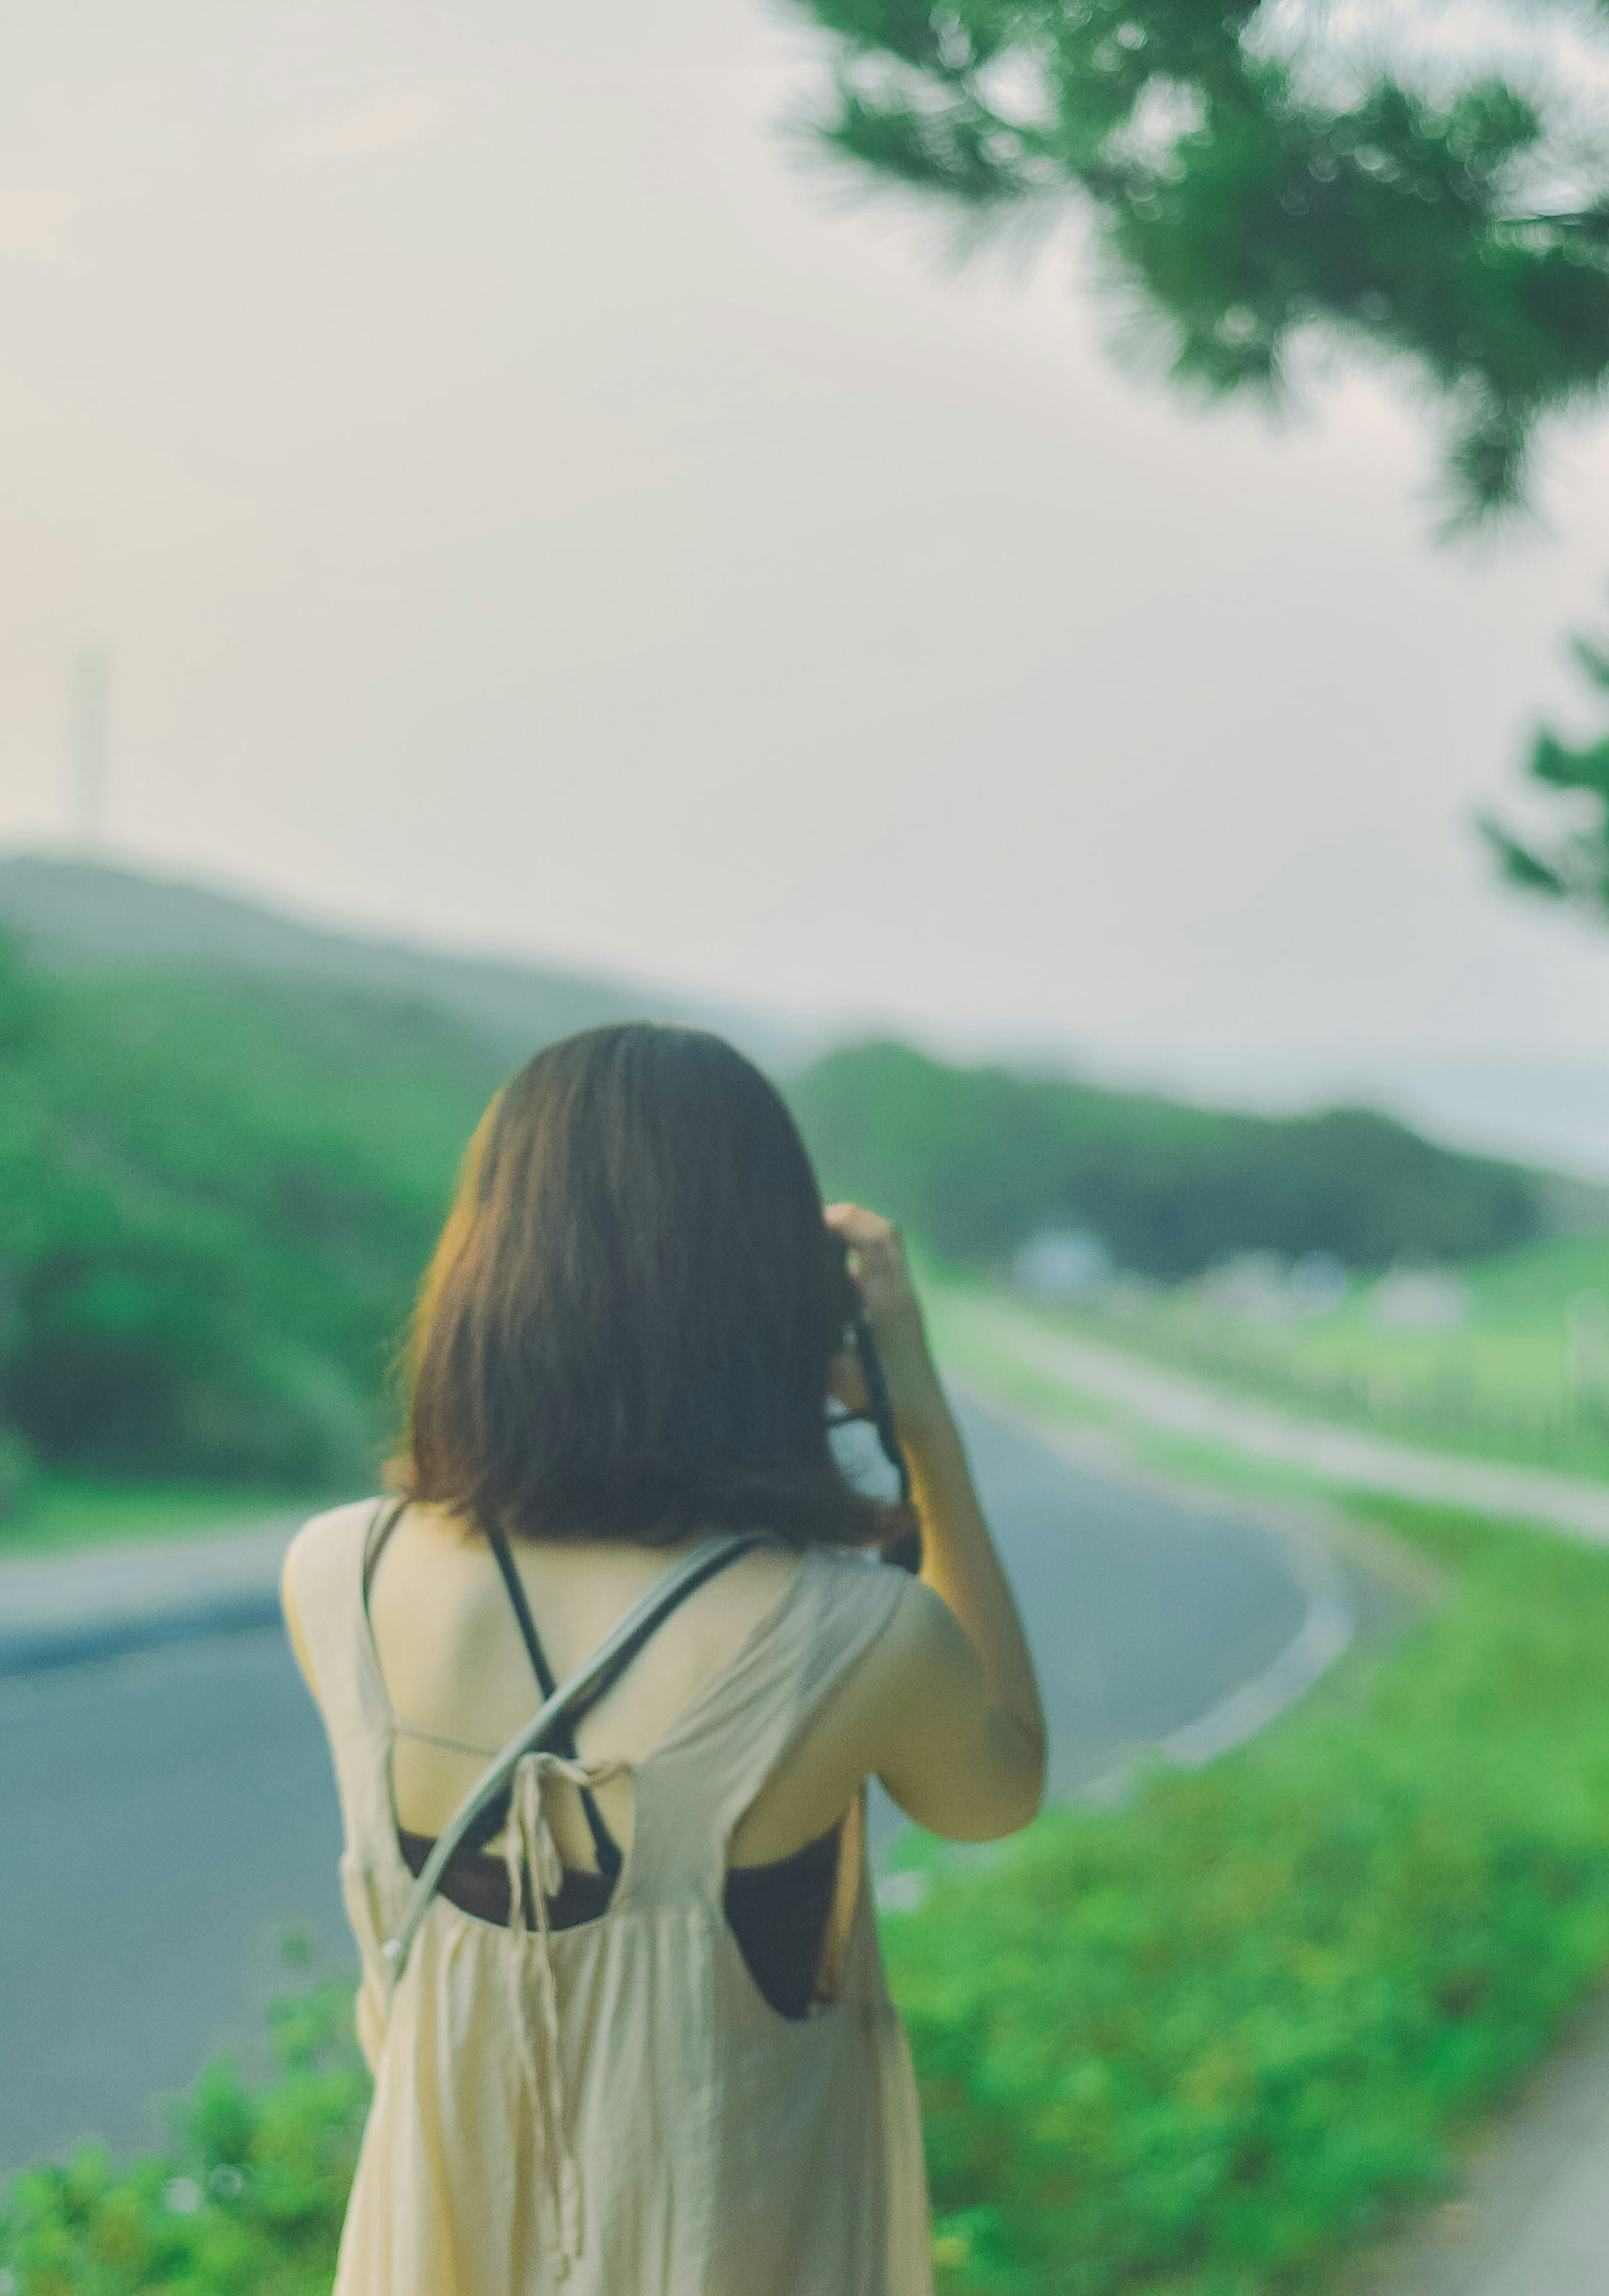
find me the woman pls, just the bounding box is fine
[282,1023,1044,2296]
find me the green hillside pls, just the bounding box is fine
[3,879,1601,1522]
[787,1038,1598,1278]
[0,932,507,1498]
[0,851,806,1070]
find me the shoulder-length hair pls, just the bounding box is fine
[401,1024,893,1548]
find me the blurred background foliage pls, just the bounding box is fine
[0,1970,366,2296]
[1485,604,1609,904]
[0,919,502,1503]
[786,0,1609,521]
[785,0,1609,917]
[2,859,1605,1524]
[792,1036,1558,1275]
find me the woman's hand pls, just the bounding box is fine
[824,1202,947,1439]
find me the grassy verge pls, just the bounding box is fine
[8,1499,1609,2294]
[883,1495,1609,2293]
[927,1276,1609,1506]
[925,1275,1358,1516]
[967,1237,1609,1481]
[0,1479,349,1559]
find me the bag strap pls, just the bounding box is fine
[382,1529,763,1990]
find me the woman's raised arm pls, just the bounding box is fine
[825,1204,1046,1841]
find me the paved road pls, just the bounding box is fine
[0,1395,1327,2176]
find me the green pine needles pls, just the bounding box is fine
[788,0,1609,527]
[1483,613,1609,912]
[786,2,1609,925]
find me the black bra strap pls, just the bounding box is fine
[486,1526,621,1878]
[486,1526,559,1699]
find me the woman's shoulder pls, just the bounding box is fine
[279,1500,385,1712]
[799,1541,900,1593]
[806,1553,973,1689]
[804,1542,926,1595]
[285,1495,383,1581]
[796,1543,934,1661]
[280,1497,388,1657]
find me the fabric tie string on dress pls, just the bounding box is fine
[502,1749,628,2278]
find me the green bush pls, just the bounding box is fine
[885,1501,1609,2292]
[0,1981,369,2296]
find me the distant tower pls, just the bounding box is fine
[68,643,112,850]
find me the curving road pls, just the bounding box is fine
[0,1395,1336,2176]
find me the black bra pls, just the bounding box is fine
[377,1515,844,2021]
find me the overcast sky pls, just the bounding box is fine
[6,0,1609,1172]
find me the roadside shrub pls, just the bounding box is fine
[0,1981,368,2296]
[885,1502,1609,2292]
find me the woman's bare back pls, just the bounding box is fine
[362,1508,869,1873]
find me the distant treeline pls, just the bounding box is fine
[787,1040,1557,1280]
[0,937,1584,1498]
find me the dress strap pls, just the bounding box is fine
[362,1496,408,1601]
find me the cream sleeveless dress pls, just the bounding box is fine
[286,1505,934,2296]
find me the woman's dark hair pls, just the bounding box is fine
[402,1024,896,1548]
